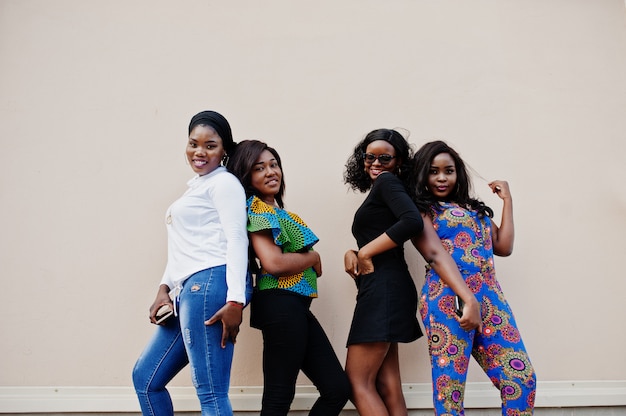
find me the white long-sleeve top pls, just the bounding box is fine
[160,166,249,304]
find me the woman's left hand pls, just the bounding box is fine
[488,180,511,200]
[205,303,243,348]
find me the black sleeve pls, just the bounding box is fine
[375,173,424,244]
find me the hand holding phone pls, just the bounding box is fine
[155,303,174,324]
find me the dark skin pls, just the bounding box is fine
[205,300,244,348]
[248,150,322,280]
[343,215,481,332]
[148,284,242,348]
[148,124,243,348]
[343,143,481,331]
[147,284,173,325]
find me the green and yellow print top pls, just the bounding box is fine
[246,195,319,297]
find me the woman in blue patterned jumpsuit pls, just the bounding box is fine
[413,141,536,416]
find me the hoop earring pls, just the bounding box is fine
[221,154,229,166]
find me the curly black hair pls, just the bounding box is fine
[344,128,416,197]
[412,140,493,218]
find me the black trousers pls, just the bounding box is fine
[250,289,350,416]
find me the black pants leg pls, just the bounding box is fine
[252,290,350,416]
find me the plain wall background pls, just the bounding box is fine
[1,0,625,390]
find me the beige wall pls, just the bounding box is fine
[1,0,625,397]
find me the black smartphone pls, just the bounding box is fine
[454,296,464,318]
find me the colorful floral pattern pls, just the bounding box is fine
[419,202,536,415]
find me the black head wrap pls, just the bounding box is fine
[188,110,236,153]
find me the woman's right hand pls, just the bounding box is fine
[356,250,374,275]
[459,297,482,332]
[344,250,359,279]
[149,284,173,325]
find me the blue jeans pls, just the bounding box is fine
[132,266,251,416]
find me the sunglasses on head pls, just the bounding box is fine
[363,153,396,165]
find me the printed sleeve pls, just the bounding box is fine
[247,196,318,252]
[247,196,285,246]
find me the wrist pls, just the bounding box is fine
[463,296,479,308]
[227,301,244,309]
[357,249,371,261]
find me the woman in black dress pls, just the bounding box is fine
[343,129,480,416]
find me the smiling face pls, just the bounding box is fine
[427,152,457,199]
[364,140,398,182]
[251,149,283,206]
[186,125,225,176]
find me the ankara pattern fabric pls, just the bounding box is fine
[419,202,536,415]
[247,195,319,297]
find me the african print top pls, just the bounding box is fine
[246,195,319,297]
[428,202,501,296]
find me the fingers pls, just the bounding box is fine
[344,264,358,279]
[488,180,510,197]
[344,250,359,278]
[488,181,502,192]
[459,318,478,331]
[358,262,374,275]
[220,326,229,349]
[458,303,482,332]
[205,311,221,326]
[220,323,240,348]
[228,326,240,345]
[148,308,158,323]
[206,304,243,348]
[205,314,236,348]
[344,265,358,279]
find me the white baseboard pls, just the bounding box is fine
[0,381,624,413]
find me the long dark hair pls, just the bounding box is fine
[413,140,493,218]
[227,139,286,208]
[344,128,416,197]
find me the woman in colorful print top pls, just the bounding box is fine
[247,195,319,296]
[228,140,350,416]
[413,140,536,415]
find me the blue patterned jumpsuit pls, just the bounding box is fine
[419,202,536,416]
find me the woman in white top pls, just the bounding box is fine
[132,110,252,416]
